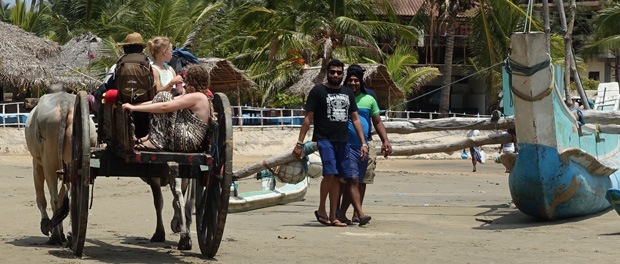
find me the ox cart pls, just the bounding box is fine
[67,91,233,258]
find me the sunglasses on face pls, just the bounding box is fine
[329,70,344,75]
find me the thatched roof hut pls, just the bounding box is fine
[288,64,404,108]
[45,33,109,92]
[199,58,256,93]
[0,21,60,91]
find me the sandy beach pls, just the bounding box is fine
[1,127,619,263]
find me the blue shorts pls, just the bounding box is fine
[317,140,350,177]
[344,147,369,181]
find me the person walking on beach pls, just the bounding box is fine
[292,59,368,227]
[466,130,482,172]
[498,128,517,173]
[337,64,392,226]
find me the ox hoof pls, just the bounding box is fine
[170,216,182,233]
[177,234,192,250]
[66,235,72,248]
[47,233,66,246]
[150,230,166,243]
[40,218,52,235]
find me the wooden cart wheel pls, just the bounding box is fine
[195,93,233,258]
[69,91,92,257]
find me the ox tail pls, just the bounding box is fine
[46,192,70,232]
[57,99,70,178]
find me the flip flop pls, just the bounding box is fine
[358,215,372,226]
[314,211,330,226]
[330,219,348,227]
[337,217,353,225]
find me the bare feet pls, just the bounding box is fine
[330,219,347,227]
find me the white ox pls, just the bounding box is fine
[25,91,96,245]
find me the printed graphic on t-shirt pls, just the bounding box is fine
[326,93,349,122]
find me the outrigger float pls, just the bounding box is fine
[506,32,620,220]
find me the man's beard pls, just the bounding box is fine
[327,76,342,86]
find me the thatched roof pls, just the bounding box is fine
[198,58,256,93]
[45,33,109,92]
[288,64,405,108]
[0,21,61,90]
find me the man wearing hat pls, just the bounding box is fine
[97,32,153,138]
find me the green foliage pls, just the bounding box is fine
[571,78,599,91]
[270,93,304,108]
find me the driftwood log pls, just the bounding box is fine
[382,117,514,134]
[391,133,512,156]
[232,142,318,180]
[582,111,620,126]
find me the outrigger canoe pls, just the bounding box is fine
[505,32,620,220]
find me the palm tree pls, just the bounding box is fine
[235,0,420,104]
[581,2,620,84]
[416,0,531,114]
[380,44,441,99]
[426,0,476,115]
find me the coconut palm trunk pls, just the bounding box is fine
[439,19,455,115]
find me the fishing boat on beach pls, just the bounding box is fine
[505,32,620,220]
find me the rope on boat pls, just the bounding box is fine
[504,54,553,102]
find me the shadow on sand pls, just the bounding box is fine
[8,236,216,263]
[472,203,616,233]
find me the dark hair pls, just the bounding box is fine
[184,64,210,92]
[327,59,345,69]
[122,44,144,54]
[344,64,366,92]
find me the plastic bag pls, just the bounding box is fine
[461,150,468,159]
[479,150,487,164]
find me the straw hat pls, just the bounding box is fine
[117,32,146,47]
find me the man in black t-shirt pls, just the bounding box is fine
[292,59,368,227]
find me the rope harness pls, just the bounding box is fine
[504,54,553,102]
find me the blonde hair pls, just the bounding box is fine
[147,36,171,58]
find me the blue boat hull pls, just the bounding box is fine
[504,34,620,220]
[509,143,620,219]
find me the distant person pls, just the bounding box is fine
[466,130,482,172]
[291,59,368,227]
[499,128,517,173]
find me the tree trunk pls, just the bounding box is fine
[316,38,334,85]
[439,16,455,115]
[556,1,572,105]
[568,0,590,110]
[391,133,511,156]
[615,52,620,83]
[381,117,514,134]
[542,0,551,53]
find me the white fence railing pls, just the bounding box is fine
[231,106,491,127]
[0,103,490,129]
[0,102,28,128]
